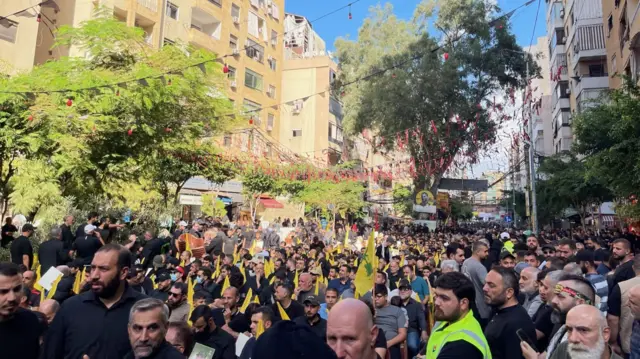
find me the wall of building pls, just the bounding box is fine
[603,0,640,89]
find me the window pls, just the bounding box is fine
[190,23,202,31]
[611,54,617,74]
[163,38,175,46]
[588,64,605,77]
[292,129,302,137]
[0,19,18,43]
[244,68,263,91]
[268,85,276,98]
[208,0,222,7]
[615,0,621,8]
[558,82,570,99]
[556,29,566,45]
[269,57,277,71]
[243,99,261,118]
[328,123,344,143]
[229,34,238,49]
[223,134,232,147]
[246,38,264,62]
[166,2,178,20]
[228,66,236,79]
[231,4,240,18]
[270,30,278,47]
[248,12,259,38]
[267,114,274,131]
[608,15,613,36]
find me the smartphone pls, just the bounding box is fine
[516,329,537,352]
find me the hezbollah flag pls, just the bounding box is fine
[354,231,376,298]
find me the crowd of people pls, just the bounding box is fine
[1,212,640,359]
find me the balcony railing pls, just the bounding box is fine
[137,0,157,12]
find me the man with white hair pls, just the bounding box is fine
[520,267,542,318]
[441,260,458,273]
[521,304,622,359]
[126,297,183,358]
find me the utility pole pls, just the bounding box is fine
[526,60,539,234]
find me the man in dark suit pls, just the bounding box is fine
[375,237,393,263]
[39,226,71,274]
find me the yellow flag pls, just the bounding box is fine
[213,256,221,278]
[264,260,273,277]
[46,274,63,300]
[150,274,158,289]
[239,263,247,285]
[433,252,440,267]
[256,318,265,338]
[32,254,39,271]
[33,265,43,292]
[293,271,299,288]
[252,295,260,304]
[344,227,350,248]
[276,301,290,320]
[354,231,376,298]
[269,276,276,284]
[221,275,231,293]
[187,277,195,306]
[73,270,82,294]
[240,288,253,313]
[314,277,320,295]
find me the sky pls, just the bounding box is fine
[284,0,547,51]
[284,0,547,178]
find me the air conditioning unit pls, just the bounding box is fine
[268,55,273,61]
[566,87,571,95]
[266,124,273,131]
[266,0,272,7]
[271,38,277,46]
[233,16,240,24]
[258,27,263,33]
[254,55,260,61]
[230,81,237,88]
[255,117,262,125]
[232,48,240,55]
[560,8,565,18]
[562,36,566,43]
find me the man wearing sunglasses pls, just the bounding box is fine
[167,282,190,323]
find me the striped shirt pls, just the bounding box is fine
[586,273,609,313]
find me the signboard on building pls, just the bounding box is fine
[414,190,436,213]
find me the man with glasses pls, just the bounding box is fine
[294,296,327,340]
[167,282,190,323]
[397,279,428,358]
[373,284,407,359]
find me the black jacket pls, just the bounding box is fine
[52,275,76,304]
[124,340,184,359]
[38,239,70,273]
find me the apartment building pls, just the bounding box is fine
[1,0,284,141]
[279,14,342,167]
[525,36,554,158]
[602,0,640,88]
[546,0,608,154]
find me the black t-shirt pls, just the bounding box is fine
[484,304,536,359]
[10,236,33,268]
[228,311,250,333]
[608,284,622,316]
[272,300,305,321]
[610,260,635,295]
[73,235,103,265]
[1,223,17,246]
[293,316,327,340]
[533,304,554,350]
[0,308,42,359]
[438,340,484,359]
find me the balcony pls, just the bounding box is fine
[547,2,564,32]
[189,8,222,49]
[571,24,606,67]
[574,76,608,98]
[576,88,607,113]
[137,0,158,12]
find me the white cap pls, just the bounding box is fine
[84,224,97,234]
[500,232,510,239]
[178,221,188,227]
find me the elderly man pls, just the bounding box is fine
[520,267,542,318]
[39,299,60,325]
[521,304,623,359]
[295,272,325,304]
[126,298,183,359]
[327,298,379,359]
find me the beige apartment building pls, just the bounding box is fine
[1,0,284,140]
[602,0,640,88]
[546,0,609,154]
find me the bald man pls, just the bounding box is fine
[39,299,60,325]
[327,299,378,359]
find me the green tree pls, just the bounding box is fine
[201,193,228,218]
[335,0,537,195]
[0,12,236,219]
[572,80,639,199]
[499,189,526,221]
[292,180,366,221]
[450,197,473,221]
[242,169,277,221]
[537,152,613,226]
[392,184,413,217]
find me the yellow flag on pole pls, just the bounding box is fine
[354,231,376,298]
[344,227,350,248]
[221,275,231,293]
[314,277,320,295]
[46,274,63,300]
[73,269,83,294]
[276,301,290,320]
[240,288,253,313]
[33,265,43,292]
[256,319,265,338]
[187,277,195,306]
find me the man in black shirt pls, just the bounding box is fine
[1,216,17,248]
[38,226,71,273]
[42,243,146,359]
[221,287,249,338]
[0,262,42,359]
[149,272,172,302]
[75,211,99,239]
[483,267,536,359]
[60,215,75,250]
[610,238,635,295]
[272,282,305,321]
[141,231,166,269]
[189,305,235,359]
[10,223,35,269]
[294,296,327,340]
[73,224,104,265]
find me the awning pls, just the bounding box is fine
[218,196,233,205]
[260,197,284,209]
[601,215,615,223]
